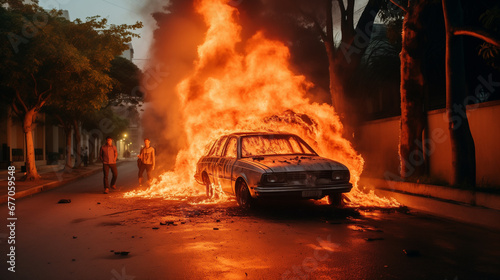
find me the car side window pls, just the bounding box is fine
[298,140,316,155]
[215,136,228,157]
[204,140,216,156]
[289,137,304,154]
[207,141,218,157]
[224,137,238,158]
[208,137,225,157]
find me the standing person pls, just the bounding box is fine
[82,146,89,167]
[100,136,118,194]
[138,138,155,186]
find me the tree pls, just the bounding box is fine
[388,0,500,186]
[478,5,500,71]
[0,3,82,180]
[0,1,141,178]
[386,0,448,182]
[108,56,144,105]
[442,0,500,186]
[46,16,142,169]
[392,0,438,180]
[298,0,382,127]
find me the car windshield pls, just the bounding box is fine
[241,135,316,157]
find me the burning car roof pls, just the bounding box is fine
[223,132,298,137]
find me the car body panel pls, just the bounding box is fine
[194,132,353,201]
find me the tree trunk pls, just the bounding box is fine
[327,0,380,130]
[88,139,94,165]
[399,3,427,180]
[64,125,73,170]
[326,47,349,120]
[22,109,40,181]
[443,0,476,187]
[73,119,82,168]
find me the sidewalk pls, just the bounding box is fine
[0,159,132,204]
[361,177,500,231]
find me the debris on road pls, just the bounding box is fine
[58,199,71,204]
[213,228,219,230]
[114,251,130,256]
[364,237,384,242]
[403,249,421,257]
[348,224,383,232]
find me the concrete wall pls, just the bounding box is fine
[357,100,500,187]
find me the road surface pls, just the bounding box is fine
[1,161,499,279]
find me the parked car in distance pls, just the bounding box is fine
[194,132,352,208]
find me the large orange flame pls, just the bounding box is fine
[126,0,398,208]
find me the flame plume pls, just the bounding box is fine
[126,0,399,208]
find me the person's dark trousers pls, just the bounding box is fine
[103,164,118,189]
[138,164,153,181]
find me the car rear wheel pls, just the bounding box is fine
[203,173,213,198]
[236,180,254,209]
[327,193,344,207]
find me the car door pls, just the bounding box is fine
[217,137,238,194]
[212,136,228,187]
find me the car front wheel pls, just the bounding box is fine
[236,180,254,209]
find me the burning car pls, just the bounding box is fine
[194,132,352,208]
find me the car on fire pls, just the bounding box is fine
[194,132,352,208]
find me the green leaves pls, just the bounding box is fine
[1,1,143,114]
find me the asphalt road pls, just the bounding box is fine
[1,161,499,280]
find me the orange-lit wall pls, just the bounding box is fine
[357,100,500,188]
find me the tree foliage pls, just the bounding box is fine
[478,5,500,70]
[0,0,142,177]
[108,56,144,105]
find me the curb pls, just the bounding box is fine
[0,167,102,204]
[375,189,500,231]
[1,161,130,204]
[363,178,500,211]
[360,177,500,231]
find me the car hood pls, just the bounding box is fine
[241,155,348,172]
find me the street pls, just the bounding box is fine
[1,161,499,280]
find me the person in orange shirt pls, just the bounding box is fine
[138,138,155,186]
[100,136,118,194]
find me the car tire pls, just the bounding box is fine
[203,173,213,198]
[236,180,254,209]
[327,193,344,207]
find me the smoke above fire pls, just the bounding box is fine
[129,0,398,208]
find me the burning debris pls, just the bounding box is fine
[126,0,399,209]
[160,221,177,226]
[111,251,130,256]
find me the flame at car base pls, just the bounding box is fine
[125,0,399,208]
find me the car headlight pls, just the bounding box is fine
[332,170,350,182]
[264,173,286,183]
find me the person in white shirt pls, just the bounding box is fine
[138,138,155,186]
